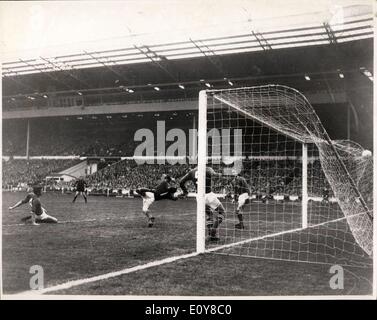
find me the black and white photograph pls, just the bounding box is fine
[0,0,375,301]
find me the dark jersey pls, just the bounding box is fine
[21,192,43,216]
[180,167,218,194]
[152,180,177,201]
[232,176,250,195]
[155,181,169,197]
[74,179,87,191]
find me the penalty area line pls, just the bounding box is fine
[12,251,200,296]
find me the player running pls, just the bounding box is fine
[8,185,58,225]
[179,166,225,241]
[72,177,88,203]
[231,173,251,230]
[135,174,178,227]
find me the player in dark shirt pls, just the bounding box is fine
[231,174,251,229]
[72,177,88,203]
[179,167,225,241]
[135,174,178,227]
[8,185,58,225]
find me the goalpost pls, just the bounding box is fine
[197,85,373,267]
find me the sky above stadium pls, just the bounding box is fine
[0,0,372,62]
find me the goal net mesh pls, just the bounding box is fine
[203,85,373,267]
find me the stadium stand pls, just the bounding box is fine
[2,159,81,188]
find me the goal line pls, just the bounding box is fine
[205,212,366,255]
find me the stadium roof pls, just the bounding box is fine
[1,0,373,110]
[1,1,373,77]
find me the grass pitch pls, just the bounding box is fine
[2,192,372,296]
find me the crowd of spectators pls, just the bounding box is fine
[84,159,331,197]
[2,159,80,188]
[87,160,193,193]
[2,156,332,199]
[25,134,138,157]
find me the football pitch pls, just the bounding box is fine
[2,192,372,296]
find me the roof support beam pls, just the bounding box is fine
[2,74,36,93]
[83,50,132,84]
[323,22,338,44]
[40,57,91,89]
[252,31,272,50]
[189,39,227,78]
[134,45,179,82]
[19,59,75,91]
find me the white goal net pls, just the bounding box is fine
[197,85,373,267]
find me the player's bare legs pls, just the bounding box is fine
[21,209,58,224]
[72,191,79,203]
[137,190,155,227]
[143,209,155,227]
[235,193,248,229]
[73,191,87,203]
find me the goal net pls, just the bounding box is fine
[196,85,373,267]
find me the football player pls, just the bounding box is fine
[179,166,225,241]
[9,185,58,225]
[135,174,178,227]
[72,177,88,203]
[231,173,251,229]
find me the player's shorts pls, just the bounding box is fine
[205,192,222,211]
[37,211,50,220]
[76,188,85,193]
[237,193,250,210]
[142,192,155,212]
[35,208,56,222]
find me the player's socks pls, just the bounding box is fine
[209,229,220,241]
[235,213,244,229]
[148,217,155,227]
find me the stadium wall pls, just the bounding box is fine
[2,91,347,120]
[2,99,197,119]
